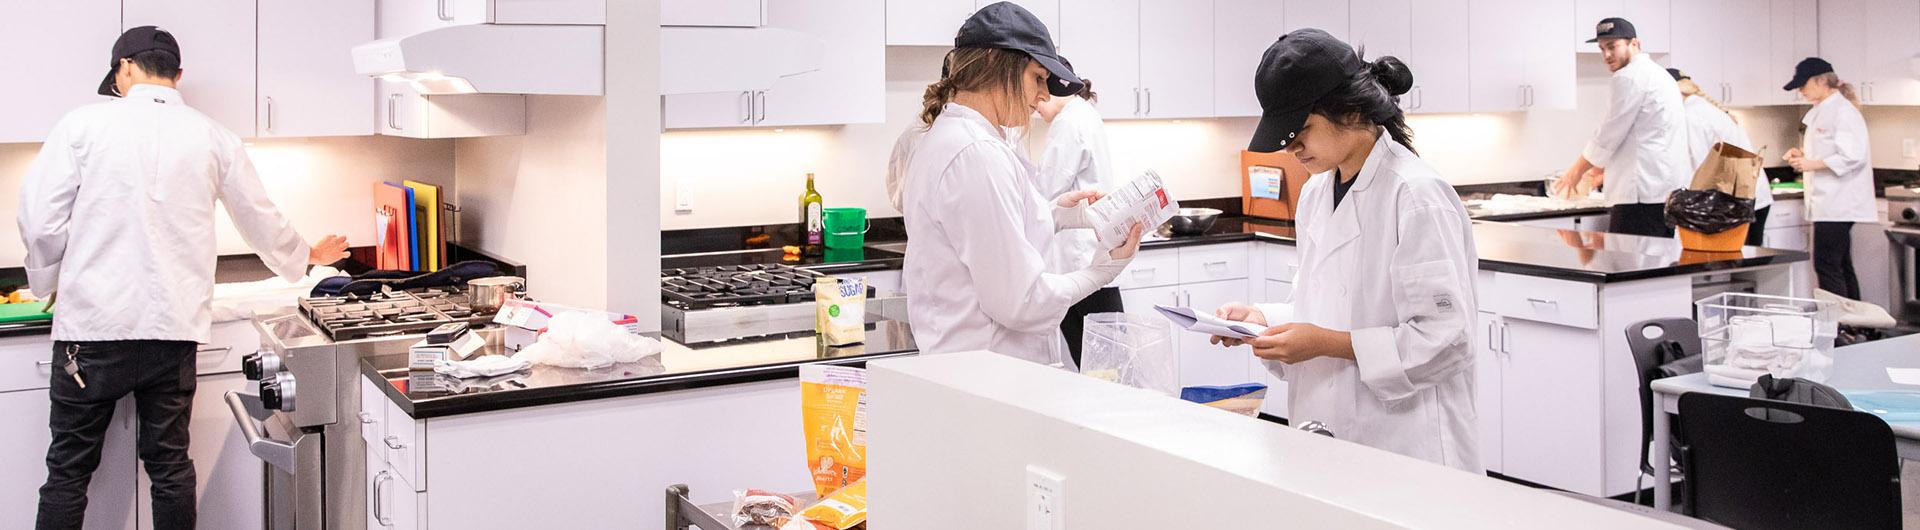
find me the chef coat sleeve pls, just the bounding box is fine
[932,144,1125,334]
[1821,112,1869,178]
[16,118,84,296]
[214,136,311,282]
[1349,201,1476,403]
[1581,73,1646,168]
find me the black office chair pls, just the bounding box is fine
[1625,318,1702,504]
[1677,392,1902,530]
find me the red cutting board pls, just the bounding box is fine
[374,183,413,270]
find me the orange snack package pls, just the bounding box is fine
[799,479,867,530]
[801,365,867,498]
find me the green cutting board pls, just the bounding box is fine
[0,301,54,323]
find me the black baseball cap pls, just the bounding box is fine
[954,1,1083,97]
[1667,68,1689,81]
[1248,29,1362,153]
[1783,57,1834,91]
[1586,17,1637,43]
[98,26,181,96]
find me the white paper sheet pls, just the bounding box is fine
[1154,304,1268,339]
[1887,368,1920,386]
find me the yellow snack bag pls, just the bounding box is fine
[799,479,867,530]
[801,365,867,498]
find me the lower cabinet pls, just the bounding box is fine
[1475,311,1606,493]
[1115,243,1261,391]
[366,456,424,530]
[1472,312,1503,474]
[137,372,263,530]
[0,389,140,530]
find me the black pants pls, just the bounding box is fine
[1745,205,1771,247]
[1814,221,1861,300]
[1060,287,1125,368]
[1609,203,1674,238]
[37,341,197,530]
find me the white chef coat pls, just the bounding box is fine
[1255,131,1483,473]
[902,103,1126,366]
[886,125,927,214]
[1033,97,1120,274]
[1582,53,1691,206]
[1800,92,1876,223]
[18,84,310,344]
[1681,94,1771,210]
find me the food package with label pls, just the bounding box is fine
[1180,384,1269,417]
[815,276,866,346]
[802,365,867,498]
[732,489,799,527]
[1086,170,1180,248]
[798,479,868,530]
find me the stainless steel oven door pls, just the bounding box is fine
[226,391,324,530]
[1887,226,1920,325]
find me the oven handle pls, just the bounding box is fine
[224,391,299,473]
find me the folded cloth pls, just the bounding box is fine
[433,354,530,379]
[1816,288,1897,329]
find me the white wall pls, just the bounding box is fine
[455,96,611,310]
[1864,105,1920,171]
[0,136,455,266]
[661,50,1829,230]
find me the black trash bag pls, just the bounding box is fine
[1663,189,1755,233]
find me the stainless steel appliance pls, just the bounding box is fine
[660,263,906,344]
[228,287,491,529]
[1885,185,1920,325]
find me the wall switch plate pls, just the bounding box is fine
[1025,465,1066,530]
[675,181,694,214]
[1902,138,1917,159]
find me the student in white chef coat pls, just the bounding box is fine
[18,27,348,530]
[1210,29,1483,472]
[1553,17,1691,238]
[1032,75,1125,366]
[1782,57,1875,300]
[1668,67,1772,246]
[901,2,1145,365]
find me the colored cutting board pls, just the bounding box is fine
[374,183,413,270]
[0,301,53,323]
[402,185,420,271]
[403,180,443,271]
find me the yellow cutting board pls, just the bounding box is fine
[403,180,443,271]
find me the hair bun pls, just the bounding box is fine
[1369,56,1414,97]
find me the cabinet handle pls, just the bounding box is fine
[1517,85,1527,108]
[197,346,232,355]
[1144,88,1152,116]
[386,94,402,131]
[1413,86,1423,110]
[1204,260,1230,268]
[1501,322,1513,354]
[264,97,274,133]
[1132,268,1154,279]
[35,360,54,367]
[739,91,753,124]
[755,91,767,123]
[436,0,454,21]
[373,470,394,526]
[359,411,377,425]
[1525,297,1557,307]
[1133,88,1141,116]
[384,434,407,450]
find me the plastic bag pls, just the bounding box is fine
[815,276,866,347]
[732,489,799,527]
[798,479,867,530]
[1078,313,1177,396]
[801,365,866,498]
[1664,189,1754,234]
[511,312,662,369]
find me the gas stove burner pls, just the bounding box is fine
[299,287,494,340]
[661,263,822,310]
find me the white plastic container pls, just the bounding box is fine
[1078,313,1176,396]
[1695,292,1837,389]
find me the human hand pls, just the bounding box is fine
[1787,156,1825,172]
[1246,323,1355,364]
[308,235,350,265]
[1208,303,1268,347]
[1054,189,1103,209]
[1107,223,1144,261]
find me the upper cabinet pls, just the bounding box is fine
[1472,0,1577,112]
[379,0,604,38]
[377,79,526,138]
[125,0,258,137]
[664,0,884,129]
[1820,0,1920,106]
[1212,0,1285,117]
[1060,0,1212,120]
[886,0,1058,46]
[664,0,766,27]
[1285,0,1350,43]
[258,0,376,138]
[1670,0,1816,108]
[1767,0,1819,106]
[0,3,119,144]
[1574,0,1667,53]
[1351,0,1470,114]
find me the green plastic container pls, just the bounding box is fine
[823,207,869,249]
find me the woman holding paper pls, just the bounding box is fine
[900,2,1144,367]
[1209,29,1482,472]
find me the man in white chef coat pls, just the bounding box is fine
[1553,17,1691,238]
[17,26,347,530]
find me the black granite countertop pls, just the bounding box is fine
[361,320,919,419]
[1462,222,1807,283]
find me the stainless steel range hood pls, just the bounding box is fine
[352,24,604,96]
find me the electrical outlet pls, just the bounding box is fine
[1025,465,1066,530]
[1903,138,1917,159]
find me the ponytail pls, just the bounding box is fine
[1677,78,1738,124]
[1812,72,1861,107]
[919,48,1031,127]
[920,76,958,126]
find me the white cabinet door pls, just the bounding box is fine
[367,456,423,529]
[1284,0,1350,42]
[378,79,526,138]
[1137,0,1213,119]
[0,391,138,530]
[759,0,886,127]
[1178,279,1257,388]
[377,0,488,39]
[1407,0,1471,113]
[124,0,257,137]
[1817,0,1868,98]
[1469,0,1529,112]
[1212,0,1287,117]
[1349,0,1411,61]
[1767,0,1819,105]
[1863,0,1920,105]
[884,0,974,45]
[1764,225,1809,252]
[1719,0,1772,108]
[258,0,375,138]
[1499,318,1606,495]
[1474,312,1503,474]
[0,3,118,143]
[135,373,261,530]
[1059,0,1143,119]
[1522,0,1578,110]
[664,0,766,27]
[1666,0,1724,95]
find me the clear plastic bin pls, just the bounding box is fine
[1078,312,1176,396]
[1695,292,1837,389]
